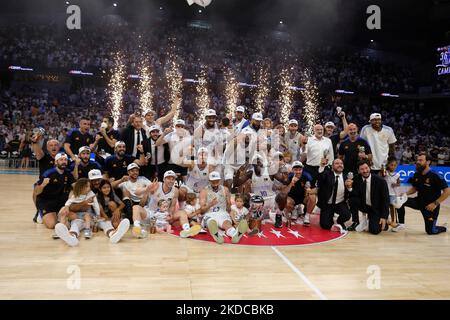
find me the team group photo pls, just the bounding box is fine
[0,0,450,302]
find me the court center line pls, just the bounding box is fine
[271,246,328,300]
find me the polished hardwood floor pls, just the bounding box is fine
[1,174,449,299]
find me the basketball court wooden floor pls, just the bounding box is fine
[1,173,449,300]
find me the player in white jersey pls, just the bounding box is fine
[233,154,276,211]
[199,171,248,244]
[285,119,306,161]
[131,170,201,238]
[183,147,215,194]
[231,105,250,133]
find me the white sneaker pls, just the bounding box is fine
[331,224,346,234]
[391,223,406,232]
[36,212,43,224]
[109,219,130,244]
[303,213,310,226]
[355,214,368,232]
[443,223,448,232]
[55,223,79,247]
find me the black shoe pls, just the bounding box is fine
[275,214,283,228]
[347,222,359,231]
[383,222,389,231]
[33,211,38,223]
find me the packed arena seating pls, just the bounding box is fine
[0,23,448,166]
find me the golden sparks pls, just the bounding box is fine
[253,63,270,113]
[196,66,210,120]
[301,69,320,136]
[279,67,294,129]
[138,54,154,116]
[108,52,126,130]
[224,68,241,115]
[166,54,183,121]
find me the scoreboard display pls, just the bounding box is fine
[437,45,450,76]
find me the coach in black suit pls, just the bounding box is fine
[121,114,147,158]
[316,158,351,231]
[348,160,390,235]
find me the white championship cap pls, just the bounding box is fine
[115,141,126,149]
[325,121,335,128]
[252,112,263,121]
[78,146,91,154]
[288,119,298,126]
[236,106,245,113]
[88,169,102,180]
[197,147,209,155]
[55,153,68,161]
[164,170,177,179]
[209,171,221,181]
[148,125,161,133]
[292,160,304,168]
[174,119,186,126]
[127,163,139,171]
[369,113,382,121]
[205,109,217,117]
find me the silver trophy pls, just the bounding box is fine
[336,106,342,117]
[347,172,354,180]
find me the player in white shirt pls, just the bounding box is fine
[285,119,306,161]
[155,119,191,181]
[233,105,250,133]
[131,170,201,238]
[360,113,397,173]
[183,147,216,194]
[199,171,248,244]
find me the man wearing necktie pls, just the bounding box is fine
[316,158,351,233]
[121,115,147,158]
[348,160,390,235]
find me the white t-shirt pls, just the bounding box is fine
[384,172,400,196]
[306,136,334,167]
[65,191,100,216]
[360,125,397,170]
[119,176,151,203]
[230,204,249,222]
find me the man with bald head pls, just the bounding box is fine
[338,123,372,175]
[31,133,61,223]
[303,124,334,180]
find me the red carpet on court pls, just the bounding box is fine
[173,219,347,246]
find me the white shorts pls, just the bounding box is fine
[202,211,232,229]
[144,207,155,221]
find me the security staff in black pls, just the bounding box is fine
[35,153,75,229]
[64,117,94,161]
[398,153,449,235]
[69,146,103,180]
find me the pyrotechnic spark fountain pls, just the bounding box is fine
[279,67,294,129]
[301,69,320,136]
[138,54,154,116]
[224,68,241,115]
[107,53,126,130]
[253,63,270,113]
[166,55,183,121]
[196,66,210,120]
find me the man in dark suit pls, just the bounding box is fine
[316,158,351,233]
[121,114,147,158]
[348,160,390,235]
